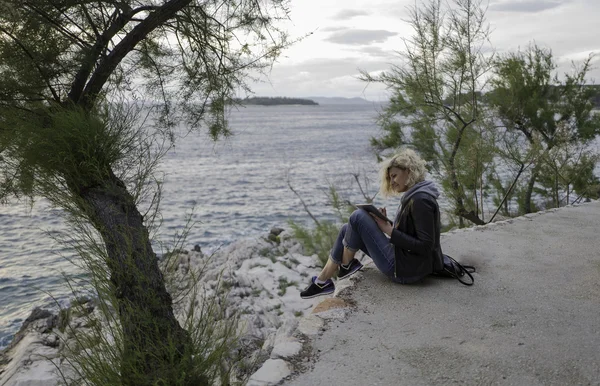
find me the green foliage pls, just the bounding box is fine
[364,0,600,224]
[328,185,353,223]
[288,183,355,267]
[276,276,297,296]
[288,220,340,267]
[2,107,131,197]
[488,45,600,146]
[0,0,292,202]
[488,44,600,212]
[535,141,600,207]
[370,120,405,152]
[0,1,293,384]
[362,0,495,227]
[54,217,247,386]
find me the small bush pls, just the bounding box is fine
[277,277,297,297]
[287,184,357,267]
[288,220,339,267]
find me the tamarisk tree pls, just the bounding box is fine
[0,0,289,384]
[487,45,600,213]
[362,0,495,227]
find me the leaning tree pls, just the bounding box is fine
[0,1,290,384]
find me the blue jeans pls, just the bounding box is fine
[330,209,395,278]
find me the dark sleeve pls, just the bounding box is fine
[389,197,436,255]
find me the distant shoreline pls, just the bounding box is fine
[234,96,378,106]
[237,97,318,106]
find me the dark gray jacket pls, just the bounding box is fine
[391,186,444,283]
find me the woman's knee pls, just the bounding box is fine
[349,208,371,227]
[340,223,348,233]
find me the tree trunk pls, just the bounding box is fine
[524,173,535,213]
[450,172,466,228]
[524,163,541,214]
[77,170,200,385]
[447,121,485,227]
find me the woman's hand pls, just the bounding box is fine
[379,207,387,218]
[371,207,393,236]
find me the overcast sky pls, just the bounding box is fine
[249,0,600,101]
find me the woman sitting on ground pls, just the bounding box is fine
[300,148,444,299]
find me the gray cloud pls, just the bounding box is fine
[277,57,389,79]
[325,29,398,46]
[249,57,393,98]
[489,0,565,13]
[332,9,371,20]
[356,46,398,59]
[320,26,347,32]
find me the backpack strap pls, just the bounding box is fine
[445,254,475,286]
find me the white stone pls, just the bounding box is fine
[247,359,291,386]
[261,332,277,353]
[315,307,348,320]
[2,231,323,386]
[270,341,303,359]
[334,275,356,295]
[0,334,61,386]
[273,317,298,343]
[297,314,324,336]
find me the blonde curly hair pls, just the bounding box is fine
[379,148,427,197]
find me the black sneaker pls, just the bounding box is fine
[300,276,335,299]
[338,258,363,279]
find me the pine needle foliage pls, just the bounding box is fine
[53,213,245,386]
[487,45,600,212]
[362,0,600,225]
[361,0,496,227]
[288,185,354,267]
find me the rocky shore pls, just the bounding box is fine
[0,227,331,386]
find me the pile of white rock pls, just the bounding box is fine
[0,227,325,385]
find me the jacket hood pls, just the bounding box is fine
[401,180,439,207]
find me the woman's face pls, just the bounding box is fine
[389,166,410,193]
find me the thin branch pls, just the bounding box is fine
[488,163,525,223]
[80,0,193,108]
[80,4,101,39]
[68,6,132,103]
[352,173,376,202]
[48,2,96,42]
[131,6,162,15]
[287,179,320,226]
[0,26,61,102]
[23,2,90,49]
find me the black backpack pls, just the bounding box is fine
[432,254,476,286]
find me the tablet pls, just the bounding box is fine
[355,204,393,225]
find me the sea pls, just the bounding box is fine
[2,103,599,351]
[0,102,402,350]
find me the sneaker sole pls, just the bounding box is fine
[300,289,335,299]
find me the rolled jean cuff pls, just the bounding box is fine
[330,238,357,265]
[342,238,359,253]
[329,252,342,265]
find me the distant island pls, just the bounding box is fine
[306,96,373,105]
[238,97,318,106]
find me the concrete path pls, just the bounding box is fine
[285,202,600,386]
